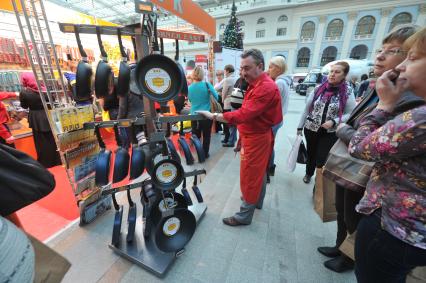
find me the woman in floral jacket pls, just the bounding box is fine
[349,27,426,282]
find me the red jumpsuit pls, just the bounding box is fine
[0,92,17,141]
[224,73,282,204]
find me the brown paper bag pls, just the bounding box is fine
[339,232,356,260]
[407,267,426,283]
[27,234,71,283]
[314,168,337,222]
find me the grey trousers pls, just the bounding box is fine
[233,174,267,224]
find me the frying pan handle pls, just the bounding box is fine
[113,123,122,147]
[193,175,197,186]
[179,121,184,136]
[152,15,159,52]
[126,188,134,207]
[160,38,164,55]
[130,123,138,144]
[96,26,108,60]
[166,122,171,138]
[74,25,88,60]
[117,28,127,60]
[131,36,138,61]
[112,193,120,211]
[183,177,186,189]
[175,40,179,61]
[95,124,106,149]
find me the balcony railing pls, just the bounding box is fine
[354,34,373,40]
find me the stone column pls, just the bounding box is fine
[287,47,296,74]
[416,4,426,26]
[340,11,358,59]
[311,15,327,67]
[371,8,392,60]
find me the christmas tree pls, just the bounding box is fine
[222,0,243,49]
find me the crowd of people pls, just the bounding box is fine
[196,24,426,282]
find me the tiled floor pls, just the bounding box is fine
[49,91,357,283]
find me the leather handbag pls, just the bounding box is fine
[297,140,307,164]
[323,139,374,192]
[206,82,222,113]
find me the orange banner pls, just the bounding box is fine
[150,0,215,37]
[1,0,22,12]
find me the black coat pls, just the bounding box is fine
[19,88,51,132]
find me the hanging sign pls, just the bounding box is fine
[150,0,216,36]
[157,30,206,42]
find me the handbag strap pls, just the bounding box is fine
[205,82,213,97]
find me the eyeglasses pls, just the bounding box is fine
[375,49,407,56]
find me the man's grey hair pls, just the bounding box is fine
[241,48,264,70]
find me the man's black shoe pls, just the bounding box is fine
[269,164,276,176]
[221,139,228,144]
[317,246,341,258]
[223,144,234,147]
[324,256,354,273]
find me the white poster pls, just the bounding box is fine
[215,47,243,77]
[195,55,209,82]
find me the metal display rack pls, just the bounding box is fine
[12,0,110,225]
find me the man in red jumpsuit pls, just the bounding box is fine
[197,49,282,226]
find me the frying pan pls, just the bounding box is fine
[151,191,188,226]
[135,16,183,103]
[129,123,146,180]
[190,134,205,163]
[95,26,114,98]
[154,208,196,253]
[174,40,188,96]
[141,182,156,239]
[94,124,112,186]
[191,176,204,203]
[177,121,194,165]
[166,123,181,163]
[180,177,193,206]
[116,28,130,97]
[111,189,123,247]
[112,123,130,183]
[74,26,93,102]
[145,141,181,176]
[151,157,184,192]
[126,187,137,243]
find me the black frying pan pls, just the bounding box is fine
[190,134,205,163]
[141,182,156,239]
[180,177,193,206]
[177,121,194,165]
[116,28,130,97]
[126,187,137,243]
[174,40,188,96]
[151,191,188,226]
[112,123,130,183]
[154,208,196,253]
[94,124,111,186]
[135,16,183,103]
[74,26,93,101]
[111,190,123,247]
[129,123,145,180]
[191,175,204,203]
[95,26,114,98]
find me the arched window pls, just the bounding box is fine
[297,47,310,67]
[355,16,376,36]
[389,12,412,31]
[219,23,225,30]
[239,20,245,27]
[257,17,266,24]
[186,60,195,69]
[326,19,344,38]
[350,45,368,59]
[300,21,315,40]
[320,46,337,66]
[278,15,288,22]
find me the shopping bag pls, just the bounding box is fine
[297,141,307,164]
[314,167,337,222]
[28,234,71,283]
[339,232,356,260]
[408,267,426,283]
[286,135,303,172]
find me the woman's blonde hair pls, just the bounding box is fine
[192,66,204,81]
[269,56,287,74]
[403,27,426,56]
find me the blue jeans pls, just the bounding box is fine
[226,108,238,146]
[355,210,426,283]
[268,121,283,169]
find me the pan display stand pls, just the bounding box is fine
[109,202,207,277]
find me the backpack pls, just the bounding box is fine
[230,87,244,109]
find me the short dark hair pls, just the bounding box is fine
[361,74,368,81]
[241,48,264,70]
[224,64,235,73]
[383,24,420,45]
[334,61,350,75]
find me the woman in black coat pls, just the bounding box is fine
[19,73,61,168]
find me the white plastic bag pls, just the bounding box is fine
[286,134,303,172]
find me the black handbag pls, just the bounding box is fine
[297,141,308,164]
[0,144,55,216]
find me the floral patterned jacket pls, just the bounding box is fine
[349,105,426,249]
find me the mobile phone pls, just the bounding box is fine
[389,69,400,85]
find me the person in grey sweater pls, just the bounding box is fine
[221,65,238,146]
[267,56,291,178]
[297,61,356,184]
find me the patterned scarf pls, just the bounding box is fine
[309,80,349,122]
